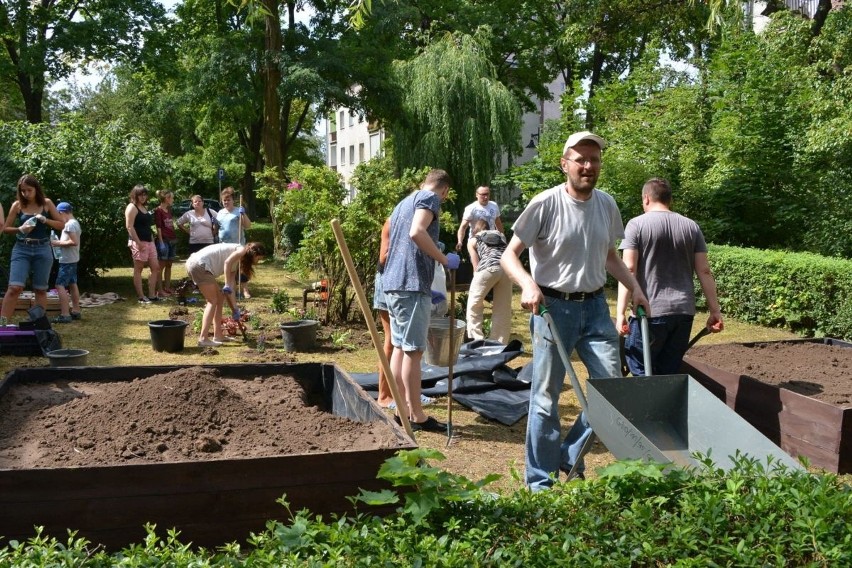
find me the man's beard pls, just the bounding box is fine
[567,170,598,196]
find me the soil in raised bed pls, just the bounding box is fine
[0,366,401,469]
[688,342,852,406]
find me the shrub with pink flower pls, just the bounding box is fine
[287,180,303,190]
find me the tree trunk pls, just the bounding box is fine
[17,71,43,123]
[261,0,284,172]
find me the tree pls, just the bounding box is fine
[390,31,521,209]
[0,0,167,123]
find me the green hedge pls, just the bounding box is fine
[245,220,274,255]
[2,451,851,566]
[707,245,852,339]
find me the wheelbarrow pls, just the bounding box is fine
[542,308,803,473]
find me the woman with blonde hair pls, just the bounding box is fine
[185,242,265,347]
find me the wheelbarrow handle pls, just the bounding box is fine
[539,308,589,416]
[636,306,653,376]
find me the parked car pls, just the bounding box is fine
[173,198,222,217]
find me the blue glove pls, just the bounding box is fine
[238,207,245,215]
[157,242,167,257]
[232,308,241,320]
[222,285,233,295]
[431,291,446,305]
[446,253,461,270]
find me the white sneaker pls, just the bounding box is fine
[198,338,222,347]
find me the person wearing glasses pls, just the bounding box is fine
[455,186,503,251]
[616,177,723,376]
[500,131,650,490]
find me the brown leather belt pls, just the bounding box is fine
[539,285,604,302]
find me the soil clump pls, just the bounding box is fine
[0,366,400,469]
[688,341,851,406]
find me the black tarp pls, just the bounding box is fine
[350,339,532,425]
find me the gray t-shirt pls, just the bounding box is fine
[512,186,624,292]
[619,210,707,317]
[58,219,82,264]
[382,190,441,294]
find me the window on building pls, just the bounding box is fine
[339,110,345,129]
[369,133,381,158]
[329,144,337,167]
[359,143,365,162]
[349,113,354,127]
[340,146,345,165]
[349,145,355,164]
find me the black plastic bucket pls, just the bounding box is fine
[148,320,189,352]
[279,320,319,351]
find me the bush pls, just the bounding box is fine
[2,451,850,565]
[706,245,852,339]
[0,119,171,282]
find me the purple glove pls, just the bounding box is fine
[446,253,461,270]
[431,291,446,305]
[238,207,245,215]
[222,285,233,295]
[232,308,241,320]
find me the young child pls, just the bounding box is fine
[50,202,82,323]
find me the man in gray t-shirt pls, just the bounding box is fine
[501,131,650,490]
[617,177,724,376]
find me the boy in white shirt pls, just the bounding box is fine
[50,202,82,323]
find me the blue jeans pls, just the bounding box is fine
[624,314,694,376]
[8,241,54,289]
[525,294,621,491]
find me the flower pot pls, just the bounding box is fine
[279,320,319,352]
[47,348,89,367]
[148,319,189,352]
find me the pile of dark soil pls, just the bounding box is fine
[0,366,400,469]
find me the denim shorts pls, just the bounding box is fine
[55,263,79,287]
[372,272,388,311]
[8,240,54,290]
[385,290,430,352]
[157,240,178,261]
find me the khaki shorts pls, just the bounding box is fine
[186,259,217,286]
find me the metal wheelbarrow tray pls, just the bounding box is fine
[585,374,802,471]
[542,309,802,474]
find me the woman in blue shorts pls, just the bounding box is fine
[1,174,66,320]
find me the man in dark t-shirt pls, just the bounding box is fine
[616,177,724,375]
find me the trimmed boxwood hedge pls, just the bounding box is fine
[705,245,852,340]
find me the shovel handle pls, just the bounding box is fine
[539,309,589,415]
[636,306,653,376]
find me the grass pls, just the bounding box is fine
[1,258,821,492]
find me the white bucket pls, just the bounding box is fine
[425,318,466,367]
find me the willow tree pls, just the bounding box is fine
[390,31,521,209]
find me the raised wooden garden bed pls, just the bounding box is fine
[0,362,415,550]
[682,338,852,474]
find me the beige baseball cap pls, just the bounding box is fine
[562,131,607,155]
